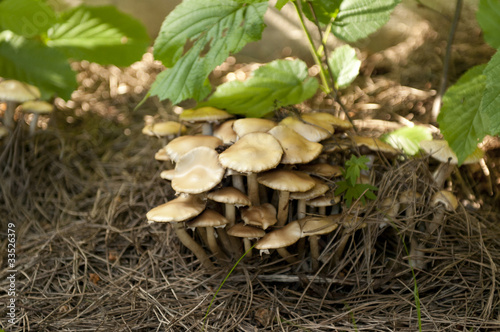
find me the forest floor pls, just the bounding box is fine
[1,3,500,331]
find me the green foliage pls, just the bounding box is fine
[382,126,433,156]
[334,155,378,208]
[202,59,318,117]
[301,0,342,25]
[150,0,268,104]
[480,50,500,136]
[0,1,149,100]
[327,44,361,89]
[476,0,500,48]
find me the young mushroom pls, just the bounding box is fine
[255,220,302,264]
[20,100,53,135]
[227,223,266,258]
[186,209,230,261]
[179,106,232,135]
[298,216,339,270]
[0,80,40,129]
[427,190,458,235]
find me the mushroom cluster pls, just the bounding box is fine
[145,108,408,270]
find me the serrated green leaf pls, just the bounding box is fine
[202,59,319,118]
[150,0,267,104]
[438,65,488,165]
[0,0,57,37]
[477,0,500,49]
[382,125,432,156]
[328,44,361,88]
[0,31,77,99]
[301,0,342,25]
[480,49,500,135]
[331,0,401,42]
[275,0,290,10]
[46,5,150,67]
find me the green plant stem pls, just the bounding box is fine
[292,0,330,94]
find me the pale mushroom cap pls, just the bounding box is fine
[186,209,229,228]
[155,148,170,161]
[268,125,322,164]
[255,220,302,250]
[219,132,283,173]
[305,112,353,130]
[146,194,205,223]
[380,197,400,218]
[179,106,233,122]
[233,118,276,137]
[257,170,316,193]
[0,80,40,102]
[298,216,339,237]
[431,190,458,211]
[398,190,423,204]
[20,100,53,114]
[165,135,222,162]
[172,146,225,194]
[420,140,483,164]
[214,119,237,144]
[290,178,329,200]
[241,203,277,230]
[207,187,251,207]
[227,223,266,238]
[299,163,343,178]
[306,192,341,207]
[160,169,175,180]
[279,116,333,142]
[352,135,398,154]
[142,121,186,137]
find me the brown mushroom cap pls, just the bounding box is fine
[227,223,266,238]
[420,140,483,164]
[219,132,283,173]
[172,146,225,194]
[290,178,329,200]
[255,220,302,250]
[306,191,341,207]
[142,121,186,137]
[298,216,339,237]
[146,194,206,223]
[352,135,398,154]
[155,148,170,161]
[20,100,53,114]
[179,106,233,123]
[232,118,276,137]
[214,119,237,144]
[268,125,322,164]
[186,209,229,228]
[207,187,251,207]
[299,163,343,178]
[431,190,458,211]
[279,116,333,142]
[0,80,40,102]
[257,170,316,193]
[305,112,353,131]
[165,135,222,162]
[241,203,277,230]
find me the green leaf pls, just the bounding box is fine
[0,31,77,99]
[438,64,488,165]
[477,0,500,49]
[275,0,290,10]
[327,44,361,88]
[480,49,500,135]
[301,0,342,25]
[150,0,267,104]
[46,5,150,67]
[0,0,57,37]
[344,155,369,186]
[382,125,432,156]
[202,59,319,118]
[331,0,401,43]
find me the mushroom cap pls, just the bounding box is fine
[214,119,237,144]
[154,148,170,161]
[207,187,251,207]
[160,169,175,180]
[146,194,206,223]
[306,191,341,207]
[279,116,333,142]
[241,203,277,230]
[380,197,401,218]
[20,100,53,114]
[305,112,353,131]
[233,118,276,137]
[431,190,458,211]
[299,163,343,178]
[172,146,225,194]
[255,220,302,250]
[268,125,322,164]
[352,135,398,154]
[165,135,222,162]
[420,140,483,164]
[398,190,423,204]
[257,170,316,193]
[179,106,232,123]
[186,209,229,228]
[290,178,329,200]
[142,121,186,137]
[0,80,40,102]
[219,132,283,173]
[227,223,266,238]
[298,216,339,237]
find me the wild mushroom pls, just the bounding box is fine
[268,125,323,165]
[0,80,40,129]
[165,135,222,163]
[142,121,186,144]
[219,132,283,206]
[304,112,353,131]
[427,190,458,234]
[20,100,53,135]
[241,203,277,230]
[146,194,213,269]
[227,223,266,258]
[279,115,333,142]
[298,215,339,270]
[255,220,302,264]
[186,209,229,261]
[214,119,237,145]
[232,118,276,137]
[179,106,232,135]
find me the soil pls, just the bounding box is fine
[1,4,500,332]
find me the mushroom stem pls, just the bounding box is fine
[202,122,214,136]
[309,235,320,271]
[29,113,40,136]
[243,238,253,258]
[172,222,214,269]
[276,191,290,226]
[333,231,350,264]
[3,101,17,129]
[231,174,245,193]
[297,199,306,219]
[433,162,454,188]
[276,247,298,264]
[247,173,260,206]
[223,204,242,256]
[206,226,227,260]
[427,207,445,234]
